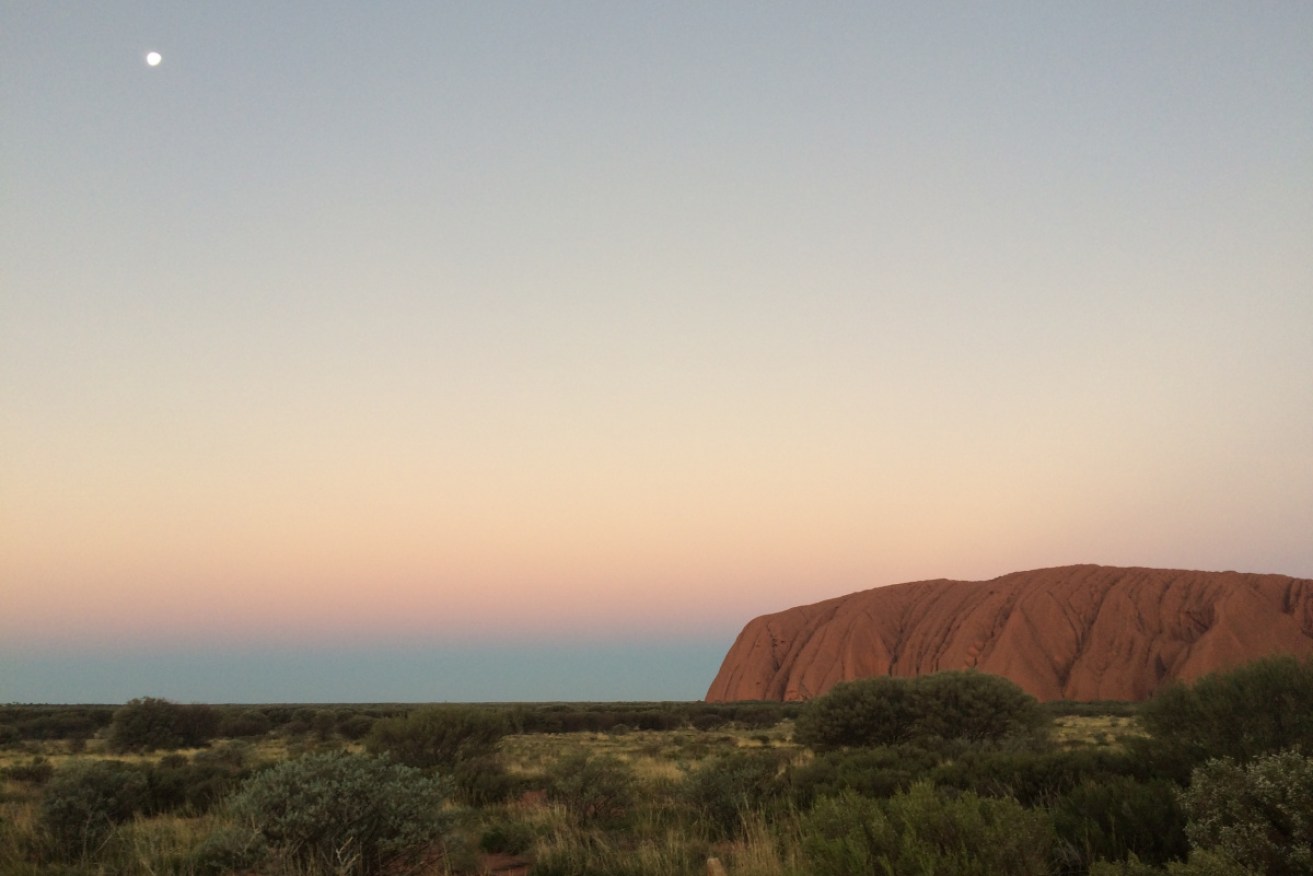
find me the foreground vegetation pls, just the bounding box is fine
[2,657,1311,876]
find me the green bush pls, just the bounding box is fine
[910,670,1051,742]
[229,751,450,876]
[795,675,920,749]
[107,696,220,753]
[1139,655,1313,765]
[799,789,889,875]
[478,817,537,855]
[39,760,149,861]
[451,754,523,806]
[546,751,636,826]
[933,747,1147,806]
[791,744,942,805]
[795,671,1048,751]
[365,705,510,771]
[2,756,54,785]
[801,780,1055,876]
[141,745,252,815]
[336,713,376,741]
[188,825,268,876]
[1052,776,1188,869]
[1090,851,1260,876]
[1180,749,1313,876]
[216,708,271,739]
[681,749,793,835]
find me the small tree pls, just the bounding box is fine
[795,671,1047,751]
[108,696,220,752]
[911,670,1050,742]
[229,751,449,876]
[795,676,919,749]
[1139,656,1313,765]
[365,706,510,771]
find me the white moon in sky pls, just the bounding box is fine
[146,51,162,67]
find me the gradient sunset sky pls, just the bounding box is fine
[3,2,1311,703]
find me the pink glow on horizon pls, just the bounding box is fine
[3,4,1311,683]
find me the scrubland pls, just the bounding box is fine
[2,657,1311,876]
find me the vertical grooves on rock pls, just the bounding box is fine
[705,565,1313,703]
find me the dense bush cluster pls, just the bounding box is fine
[39,759,149,861]
[0,706,114,744]
[1181,749,1313,876]
[794,670,1049,749]
[107,697,221,753]
[803,782,1056,876]
[1139,655,1313,766]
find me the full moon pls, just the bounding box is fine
[146,51,162,67]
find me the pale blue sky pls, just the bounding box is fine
[3,2,1311,703]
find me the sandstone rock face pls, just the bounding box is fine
[706,565,1313,703]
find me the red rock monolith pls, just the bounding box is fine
[705,565,1313,702]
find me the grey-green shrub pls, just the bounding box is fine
[1180,749,1313,876]
[228,751,449,876]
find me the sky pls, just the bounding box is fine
[3,2,1312,704]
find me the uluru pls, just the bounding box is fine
[706,565,1313,703]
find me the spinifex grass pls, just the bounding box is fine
[1052,714,1144,750]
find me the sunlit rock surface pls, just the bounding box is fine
[706,565,1313,702]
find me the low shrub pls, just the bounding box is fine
[681,748,793,836]
[229,751,450,876]
[546,751,636,826]
[216,708,271,739]
[2,756,54,785]
[39,760,149,861]
[1181,749,1313,876]
[933,747,1146,806]
[1089,851,1259,876]
[802,780,1055,876]
[451,754,523,806]
[478,817,537,855]
[142,746,252,815]
[365,706,510,771]
[1052,776,1188,869]
[189,824,268,876]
